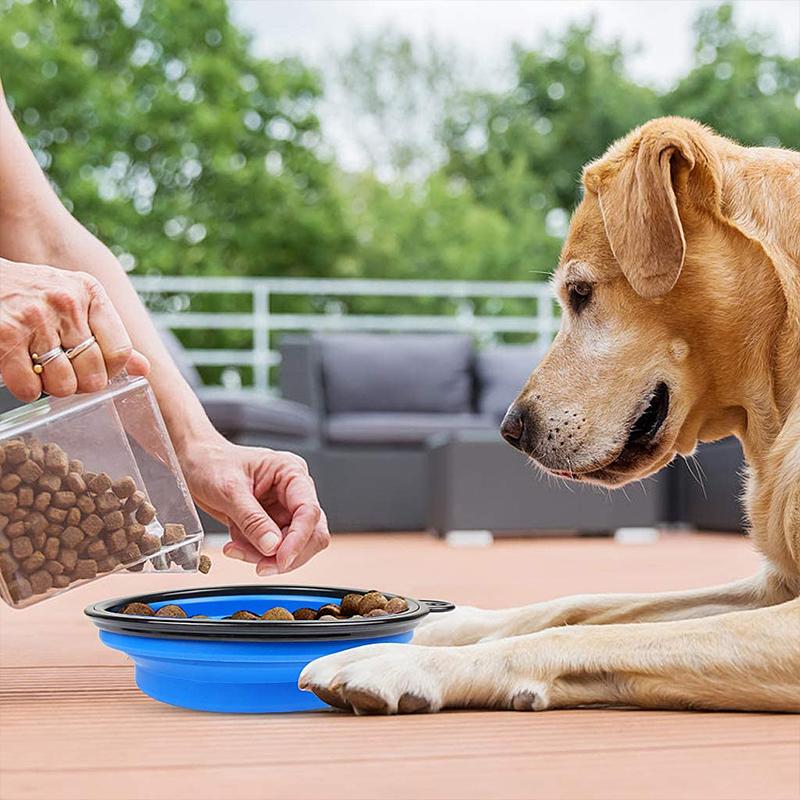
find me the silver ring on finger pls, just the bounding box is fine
[65,335,97,361]
[31,345,66,374]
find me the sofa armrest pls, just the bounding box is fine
[196,388,318,441]
[279,335,325,415]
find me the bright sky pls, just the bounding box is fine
[230,0,799,85]
[229,0,800,169]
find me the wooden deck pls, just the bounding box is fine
[1,532,797,800]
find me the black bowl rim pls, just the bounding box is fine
[84,584,454,642]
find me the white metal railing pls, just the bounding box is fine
[133,276,560,393]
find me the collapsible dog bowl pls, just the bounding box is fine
[85,585,454,713]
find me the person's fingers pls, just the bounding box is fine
[262,501,292,529]
[255,454,319,515]
[29,327,77,397]
[226,483,286,557]
[57,305,107,394]
[225,523,283,565]
[85,278,134,379]
[273,502,324,573]
[39,352,76,397]
[0,345,42,402]
[223,537,263,565]
[44,273,104,393]
[277,514,330,573]
[68,338,108,393]
[126,349,151,376]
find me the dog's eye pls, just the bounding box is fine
[568,282,592,313]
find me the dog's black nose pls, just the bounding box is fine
[500,405,527,450]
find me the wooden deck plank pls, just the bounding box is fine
[3,743,799,800]
[0,532,796,800]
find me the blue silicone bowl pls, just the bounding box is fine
[85,585,453,713]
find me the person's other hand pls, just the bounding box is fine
[181,436,330,575]
[0,257,149,401]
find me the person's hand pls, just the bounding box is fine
[0,257,149,401]
[181,435,330,575]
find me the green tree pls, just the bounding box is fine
[0,0,352,280]
[442,25,662,224]
[332,29,463,182]
[662,3,800,149]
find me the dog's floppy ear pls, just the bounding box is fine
[588,132,696,299]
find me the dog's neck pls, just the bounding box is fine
[711,147,800,471]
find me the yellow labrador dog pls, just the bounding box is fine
[300,117,800,715]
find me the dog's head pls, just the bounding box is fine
[502,118,754,486]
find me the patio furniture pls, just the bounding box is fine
[429,429,667,536]
[281,334,669,534]
[160,329,318,450]
[280,333,497,531]
[671,437,747,532]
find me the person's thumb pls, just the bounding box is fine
[227,487,283,556]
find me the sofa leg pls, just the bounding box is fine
[613,526,660,544]
[443,530,494,547]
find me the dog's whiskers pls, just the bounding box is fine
[682,454,707,498]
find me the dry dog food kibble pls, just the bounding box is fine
[260,607,294,621]
[122,602,155,616]
[154,604,187,618]
[317,603,342,619]
[0,436,199,605]
[340,593,362,616]
[113,592,411,624]
[198,554,212,574]
[112,476,137,499]
[385,597,409,614]
[357,591,388,615]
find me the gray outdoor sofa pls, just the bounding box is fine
[280,333,671,533]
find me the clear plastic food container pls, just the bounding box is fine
[0,376,203,608]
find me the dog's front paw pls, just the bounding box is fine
[299,640,553,715]
[412,606,511,646]
[299,644,446,715]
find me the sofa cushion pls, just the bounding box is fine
[477,345,541,421]
[325,413,493,445]
[197,390,316,439]
[318,334,474,415]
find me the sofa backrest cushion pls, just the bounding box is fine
[318,334,474,414]
[477,344,540,421]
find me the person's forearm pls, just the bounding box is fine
[0,200,218,454]
[39,224,218,450]
[0,85,217,453]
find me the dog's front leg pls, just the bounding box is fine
[414,571,792,646]
[301,597,800,714]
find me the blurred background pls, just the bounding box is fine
[1,0,798,535]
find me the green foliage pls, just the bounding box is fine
[333,29,461,182]
[0,0,353,279]
[1,1,797,382]
[442,25,662,218]
[437,5,798,255]
[340,171,551,282]
[661,4,800,148]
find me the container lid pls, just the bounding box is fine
[85,584,454,642]
[0,375,150,437]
